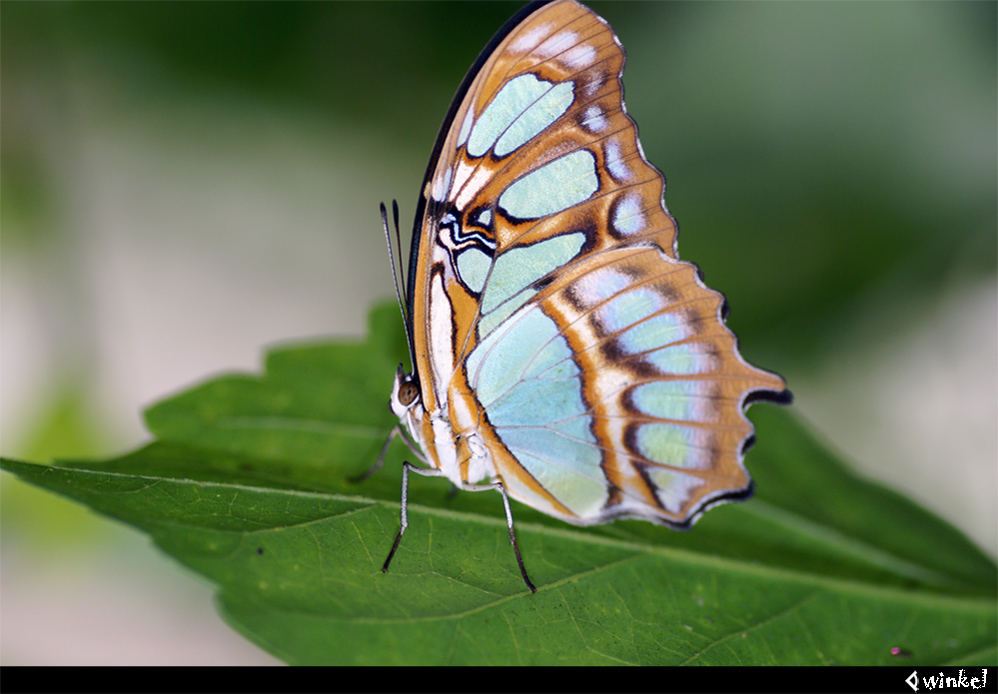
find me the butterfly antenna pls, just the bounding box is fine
[381,201,415,367]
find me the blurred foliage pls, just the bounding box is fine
[3,1,994,372]
[0,383,119,546]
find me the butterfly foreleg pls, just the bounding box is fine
[351,424,427,483]
[381,460,445,575]
[459,479,537,594]
[350,425,397,483]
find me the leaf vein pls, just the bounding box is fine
[678,591,820,665]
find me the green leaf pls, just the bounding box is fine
[2,303,995,665]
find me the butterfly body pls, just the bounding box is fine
[383,0,789,588]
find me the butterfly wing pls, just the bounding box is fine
[407,0,788,526]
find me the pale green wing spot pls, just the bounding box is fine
[619,312,693,354]
[634,423,708,469]
[572,267,631,306]
[498,150,598,220]
[469,306,563,403]
[599,286,666,334]
[468,74,562,158]
[480,231,585,314]
[474,232,586,339]
[456,247,492,293]
[457,106,475,147]
[485,376,588,426]
[466,304,606,516]
[478,287,529,339]
[645,342,715,375]
[522,336,576,380]
[612,194,644,235]
[644,467,705,513]
[494,81,574,157]
[604,140,632,182]
[630,380,716,422]
[494,428,607,517]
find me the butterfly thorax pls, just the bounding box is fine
[389,365,496,487]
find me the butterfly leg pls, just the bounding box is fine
[461,479,537,594]
[351,425,427,483]
[382,460,444,574]
[349,426,397,483]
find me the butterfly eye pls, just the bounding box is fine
[398,380,419,406]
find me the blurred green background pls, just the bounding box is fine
[2,0,994,665]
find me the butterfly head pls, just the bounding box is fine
[389,363,422,421]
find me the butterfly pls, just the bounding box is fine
[373,0,790,593]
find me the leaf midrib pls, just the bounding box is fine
[152,415,983,592]
[10,459,995,609]
[142,413,990,595]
